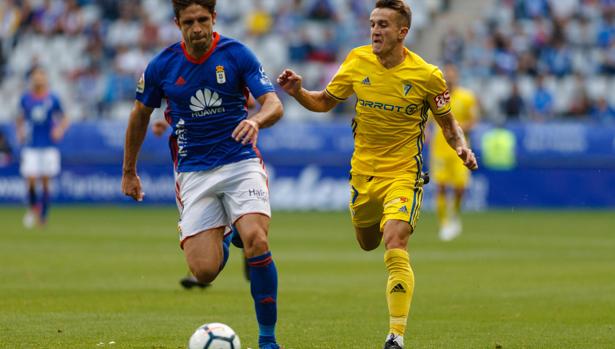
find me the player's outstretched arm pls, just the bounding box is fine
[232,92,283,146]
[122,100,154,201]
[434,111,478,170]
[277,69,338,112]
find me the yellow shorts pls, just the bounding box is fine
[349,174,424,232]
[430,152,470,188]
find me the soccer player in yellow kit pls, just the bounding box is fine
[278,1,477,348]
[430,64,479,241]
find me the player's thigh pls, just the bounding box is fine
[349,174,382,228]
[220,158,271,224]
[380,176,424,233]
[349,174,386,249]
[40,147,60,177]
[176,171,229,247]
[20,148,41,178]
[183,226,226,280]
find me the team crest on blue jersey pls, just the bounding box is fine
[258,66,272,87]
[136,73,145,93]
[216,65,226,84]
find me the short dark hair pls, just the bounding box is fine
[172,0,216,19]
[375,0,412,29]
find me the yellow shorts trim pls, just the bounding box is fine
[349,174,424,232]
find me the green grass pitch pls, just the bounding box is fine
[0,207,614,348]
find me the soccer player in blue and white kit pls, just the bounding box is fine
[16,66,69,228]
[120,1,284,348]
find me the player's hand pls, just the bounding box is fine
[51,127,65,142]
[277,69,303,97]
[232,119,259,146]
[457,147,478,170]
[16,130,25,145]
[121,173,145,202]
[151,119,169,137]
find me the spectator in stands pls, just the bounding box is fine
[500,80,526,120]
[596,11,615,48]
[539,38,573,77]
[1,0,23,78]
[492,33,518,76]
[590,96,615,123]
[567,74,592,118]
[308,0,337,21]
[246,0,273,37]
[441,28,465,64]
[602,39,615,75]
[0,130,12,166]
[531,75,555,120]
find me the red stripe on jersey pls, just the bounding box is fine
[170,136,179,170]
[253,147,269,189]
[181,32,220,64]
[175,180,183,210]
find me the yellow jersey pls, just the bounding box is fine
[325,45,451,178]
[431,87,478,158]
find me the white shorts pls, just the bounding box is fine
[175,158,271,246]
[20,147,61,178]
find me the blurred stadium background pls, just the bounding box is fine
[1,0,614,348]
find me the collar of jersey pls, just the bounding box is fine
[181,32,220,64]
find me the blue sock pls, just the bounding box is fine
[219,233,231,271]
[40,187,49,223]
[28,186,37,209]
[230,225,243,248]
[247,251,278,347]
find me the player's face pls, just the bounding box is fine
[370,8,408,56]
[175,4,216,52]
[30,69,48,91]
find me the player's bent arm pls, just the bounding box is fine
[52,115,70,142]
[250,92,284,128]
[294,89,339,113]
[434,111,478,170]
[15,113,25,144]
[122,100,154,175]
[434,111,467,149]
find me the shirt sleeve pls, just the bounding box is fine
[52,94,64,116]
[236,45,275,99]
[19,95,26,116]
[426,67,451,116]
[324,50,356,101]
[136,61,163,108]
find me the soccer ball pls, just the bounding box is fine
[188,322,241,349]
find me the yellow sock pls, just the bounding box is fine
[436,191,447,225]
[384,248,415,337]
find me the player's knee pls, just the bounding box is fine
[191,265,220,284]
[383,221,412,249]
[354,225,381,251]
[357,238,380,251]
[242,227,270,257]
